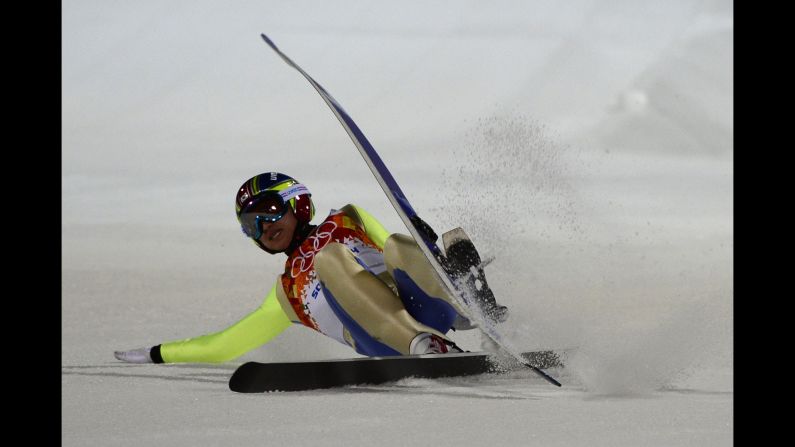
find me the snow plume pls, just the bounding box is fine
[437,112,586,253]
[568,291,730,396]
[435,112,589,359]
[436,112,731,395]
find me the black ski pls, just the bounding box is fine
[229,350,564,393]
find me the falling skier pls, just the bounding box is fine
[114,172,508,364]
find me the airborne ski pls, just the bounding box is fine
[230,350,564,393]
[259,34,561,387]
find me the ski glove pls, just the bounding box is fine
[114,347,154,363]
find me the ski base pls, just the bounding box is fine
[229,350,564,393]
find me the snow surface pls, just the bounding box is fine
[63,1,732,445]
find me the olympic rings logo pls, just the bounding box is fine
[290,220,338,278]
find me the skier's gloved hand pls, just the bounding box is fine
[114,347,154,363]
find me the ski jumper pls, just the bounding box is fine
[156,204,459,363]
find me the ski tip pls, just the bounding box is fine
[228,361,259,393]
[260,33,276,48]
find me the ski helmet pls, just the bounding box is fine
[235,172,315,252]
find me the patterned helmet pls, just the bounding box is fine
[235,172,315,245]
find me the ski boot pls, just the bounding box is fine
[441,227,509,328]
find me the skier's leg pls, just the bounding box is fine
[314,242,452,356]
[382,234,464,331]
[385,232,508,329]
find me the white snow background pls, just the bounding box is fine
[62,1,732,446]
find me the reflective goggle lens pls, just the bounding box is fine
[239,192,288,239]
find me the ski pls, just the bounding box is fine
[259,34,561,387]
[229,350,564,393]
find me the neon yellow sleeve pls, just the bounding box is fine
[159,283,291,364]
[349,204,391,250]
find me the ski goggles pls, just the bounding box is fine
[239,183,309,240]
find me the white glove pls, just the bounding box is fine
[114,347,153,364]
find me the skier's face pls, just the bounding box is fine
[258,207,298,253]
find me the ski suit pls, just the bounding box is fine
[153,204,459,363]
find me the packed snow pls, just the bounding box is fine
[63,1,732,445]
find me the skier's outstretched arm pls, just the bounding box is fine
[114,283,291,364]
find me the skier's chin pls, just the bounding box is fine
[263,237,288,253]
[262,226,295,253]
